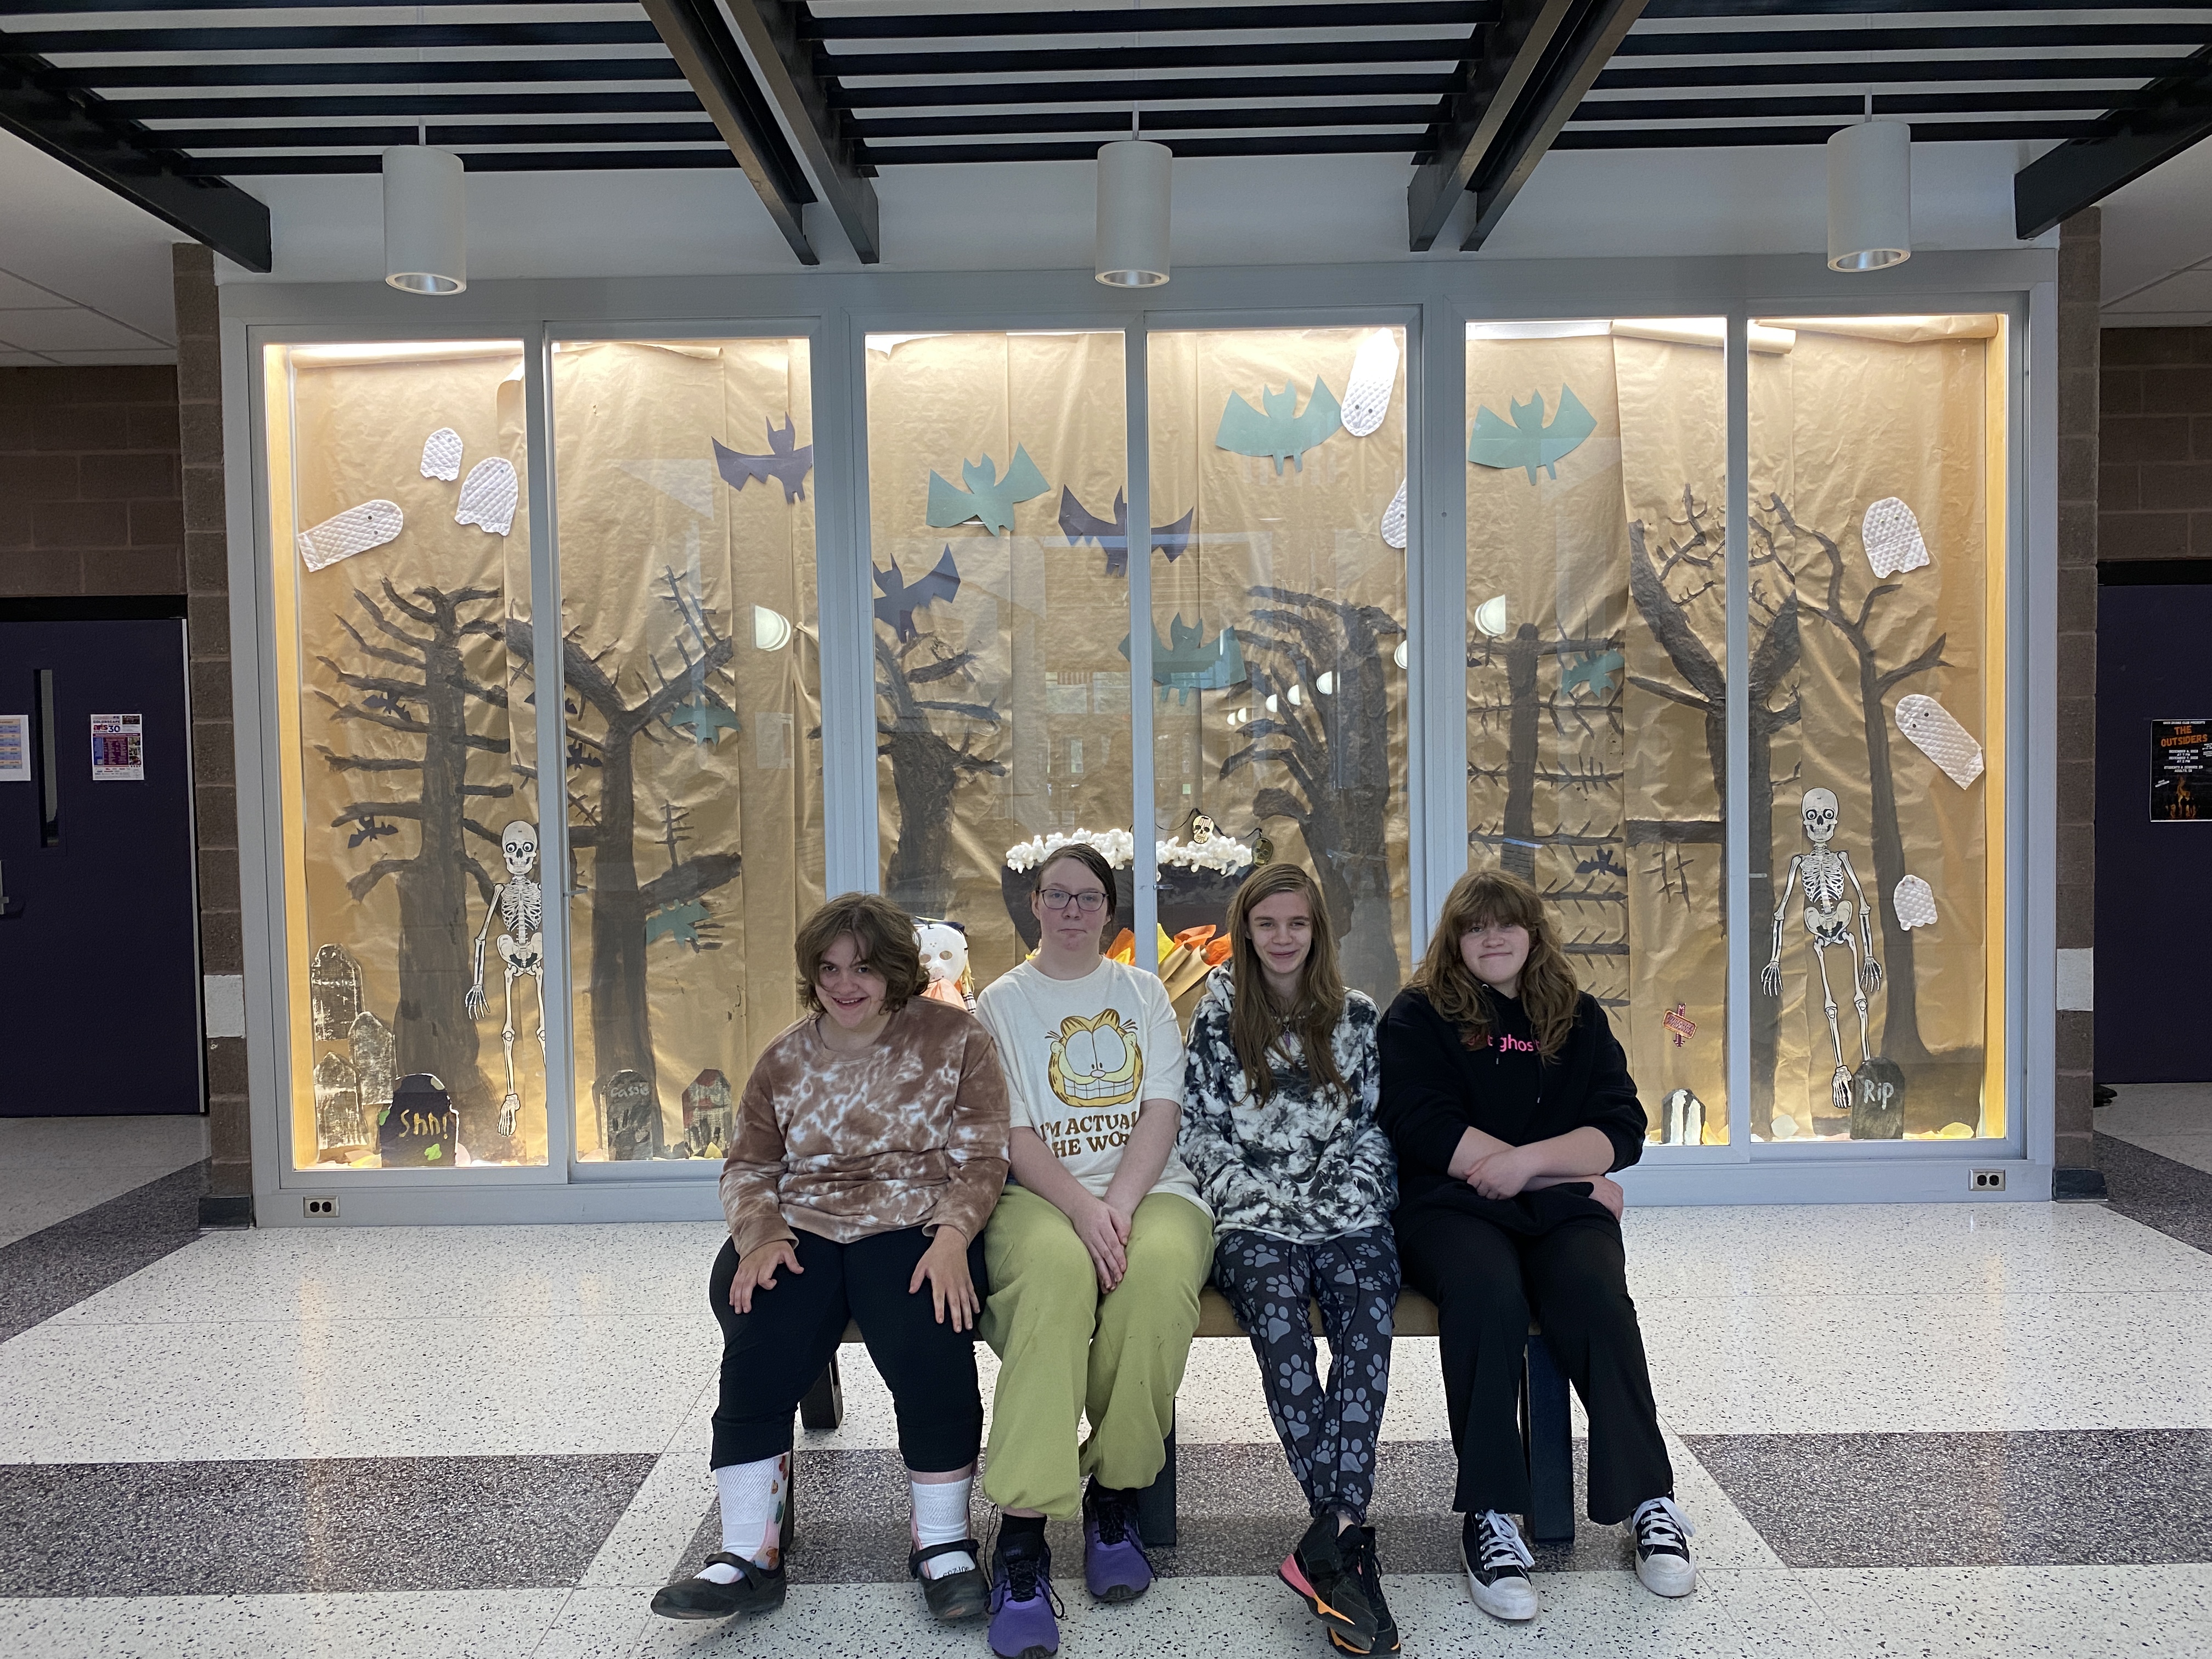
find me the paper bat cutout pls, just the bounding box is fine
[714,415,814,504]
[1560,648,1623,696]
[664,692,740,745]
[874,546,962,642]
[1120,614,1246,705]
[1057,487,1195,577]
[347,816,399,849]
[645,898,711,949]
[1215,377,1342,473]
[1468,385,1597,483]
[927,445,1049,535]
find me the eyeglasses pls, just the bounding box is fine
[1039,887,1108,915]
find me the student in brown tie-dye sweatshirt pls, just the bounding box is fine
[652,893,1009,1632]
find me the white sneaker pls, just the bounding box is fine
[1460,1510,1538,1622]
[1630,1496,1697,1597]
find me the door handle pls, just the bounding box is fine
[0,857,18,919]
[35,667,58,847]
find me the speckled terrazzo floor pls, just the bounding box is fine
[5,1118,2212,1657]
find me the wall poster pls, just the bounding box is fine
[2151,718,2210,821]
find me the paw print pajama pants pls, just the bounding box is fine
[1211,1226,1400,1524]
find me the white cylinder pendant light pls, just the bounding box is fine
[383,145,467,295]
[1095,138,1171,287]
[1826,117,1911,273]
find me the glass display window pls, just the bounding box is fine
[864,330,1131,992]
[265,340,546,1170]
[551,337,824,1164]
[1464,320,1729,1145]
[1148,326,1412,1009]
[1748,315,2007,1145]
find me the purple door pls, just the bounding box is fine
[0,618,203,1115]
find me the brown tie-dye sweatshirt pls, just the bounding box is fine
[719,996,1011,1260]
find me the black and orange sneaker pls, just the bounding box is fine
[1278,1514,1376,1652]
[1330,1525,1398,1654]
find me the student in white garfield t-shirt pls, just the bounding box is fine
[971,843,1214,1659]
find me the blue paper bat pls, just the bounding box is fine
[926,446,1050,535]
[713,415,814,504]
[664,693,740,745]
[1468,385,1597,482]
[1560,648,1623,696]
[874,546,962,642]
[1120,614,1246,705]
[645,899,710,949]
[1215,377,1342,473]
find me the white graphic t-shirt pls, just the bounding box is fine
[975,957,1207,1216]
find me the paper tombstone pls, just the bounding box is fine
[420,427,463,481]
[682,1069,735,1156]
[1893,874,1938,930]
[455,456,521,535]
[1341,330,1399,438]
[1381,478,1408,550]
[915,917,977,1011]
[298,500,404,572]
[1895,693,1985,788]
[1849,1055,1907,1140]
[382,1072,459,1167]
[348,1009,396,1108]
[1860,496,1930,578]
[601,1069,661,1160]
[309,944,364,1040]
[1660,1087,1705,1146]
[313,1052,367,1154]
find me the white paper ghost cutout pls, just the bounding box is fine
[1341,330,1398,438]
[420,427,462,482]
[298,500,403,572]
[1896,694,1984,788]
[1382,478,1408,549]
[455,456,520,535]
[1893,875,1938,930]
[1861,496,1929,578]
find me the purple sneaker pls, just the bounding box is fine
[1082,1480,1154,1603]
[988,1529,1062,1659]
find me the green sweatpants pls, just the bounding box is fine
[979,1184,1214,1519]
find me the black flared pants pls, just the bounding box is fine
[1396,1204,1673,1525]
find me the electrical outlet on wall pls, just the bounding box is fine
[1970,1169,2006,1192]
[303,1196,339,1218]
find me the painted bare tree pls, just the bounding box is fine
[507,569,744,1119]
[315,579,512,1147]
[1760,495,1946,1073]
[878,631,1006,918]
[1225,585,1404,997]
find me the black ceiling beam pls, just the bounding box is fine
[0,46,270,272]
[1617,23,2212,56]
[717,1,881,262]
[2016,43,2212,239]
[121,92,705,122]
[1559,119,2096,149]
[1458,0,1651,251]
[835,72,1452,110]
[640,0,823,262]
[811,3,1496,40]
[820,39,1466,78]
[1408,0,1576,251]
[167,122,724,151]
[1596,56,2188,90]
[47,60,690,92]
[12,21,661,53]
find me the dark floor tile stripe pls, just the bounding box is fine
[673,1441,1634,1585]
[2098,1133,2212,1257]
[0,1454,658,1596]
[0,1159,210,1344]
[1686,1429,2212,1568]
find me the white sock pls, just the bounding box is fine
[910,1475,976,1579]
[701,1454,787,1582]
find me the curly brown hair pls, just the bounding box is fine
[1223,862,1348,1106]
[1412,867,1581,1057]
[794,891,926,1015]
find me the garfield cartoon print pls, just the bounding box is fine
[1047,1008,1144,1110]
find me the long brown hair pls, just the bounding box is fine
[1412,867,1580,1057]
[1224,862,1348,1105]
[794,891,926,1014]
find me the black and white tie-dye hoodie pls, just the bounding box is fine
[1176,966,1396,1243]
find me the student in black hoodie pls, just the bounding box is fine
[1378,868,1694,1624]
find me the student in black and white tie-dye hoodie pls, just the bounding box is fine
[1176,862,1402,1656]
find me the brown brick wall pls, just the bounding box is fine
[0,364,183,597]
[2100,323,2212,562]
[2056,210,2099,1175]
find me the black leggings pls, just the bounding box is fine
[709,1226,986,1474]
[1397,1206,1672,1525]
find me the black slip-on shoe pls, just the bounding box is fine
[649,1552,787,1621]
[1279,1514,1377,1652]
[1330,1525,1400,1654]
[912,1538,991,1622]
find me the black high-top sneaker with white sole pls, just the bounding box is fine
[1460,1510,1537,1622]
[1630,1496,1697,1597]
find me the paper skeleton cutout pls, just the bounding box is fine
[298,500,403,572]
[1342,330,1399,437]
[1861,496,1929,578]
[420,427,463,481]
[1763,788,1883,1115]
[1893,874,1938,930]
[466,820,545,1137]
[1895,694,1984,788]
[455,456,520,535]
[1381,478,1408,549]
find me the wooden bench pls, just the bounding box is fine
[799,1288,1577,1547]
